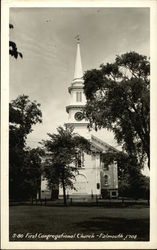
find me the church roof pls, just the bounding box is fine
[91,135,119,153]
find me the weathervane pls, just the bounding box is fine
[75,34,80,44]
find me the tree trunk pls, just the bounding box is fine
[51,186,53,200]
[61,169,66,206]
[62,177,67,206]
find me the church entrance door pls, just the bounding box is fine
[73,174,87,194]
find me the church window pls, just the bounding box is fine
[76,92,82,102]
[81,152,85,167]
[104,175,109,186]
[104,165,109,171]
[112,191,117,196]
[100,154,109,171]
[97,183,100,189]
[77,152,82,168]
[75,151,84,168]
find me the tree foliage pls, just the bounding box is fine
[9,24,23,59]
[83,51,150,169]
[10,95,42,148]
[42,125,91,205]
[10,146,43,200]
[9,95,42,200]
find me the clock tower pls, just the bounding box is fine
[65,38,90,139]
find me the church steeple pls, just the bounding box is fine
[73,36,83,82]
[65,37,90,139]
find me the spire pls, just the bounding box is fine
[73,35,83,81]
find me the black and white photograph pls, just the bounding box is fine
[1,0,157,249]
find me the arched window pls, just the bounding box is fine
[104,175,108,186]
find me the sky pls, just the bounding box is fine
[9,7,150,155]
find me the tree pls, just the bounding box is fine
[9,95,42,200]
[9,95,42,148]
[42,126,91,205]
[83,52,150,169]
[126,167,150,200]
[9,24,23,59]
[23,147,44,199]
[9,146,43,200]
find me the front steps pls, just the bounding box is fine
[59,194,100,201]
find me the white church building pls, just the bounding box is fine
[41,40,118,199]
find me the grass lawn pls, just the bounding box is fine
[9,205,149,241]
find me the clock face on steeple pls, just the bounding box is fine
[74,112,84,121]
